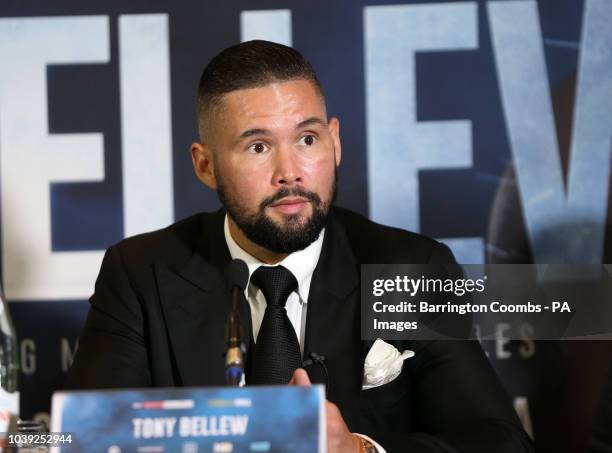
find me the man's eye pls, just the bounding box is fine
[298,135,317,146]
[248,142,268,154]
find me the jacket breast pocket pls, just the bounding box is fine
[358,366,411,431]
[361,367,409,407]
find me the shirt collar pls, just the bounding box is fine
[223,214,325,303]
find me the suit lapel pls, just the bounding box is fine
[304,210,362,421]
[155,209,253,386]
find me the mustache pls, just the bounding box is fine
[260,187,322,210]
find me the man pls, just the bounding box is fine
[66,40,533,452]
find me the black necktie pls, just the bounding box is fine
[249,265,302,384]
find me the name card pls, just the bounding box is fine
[51,385,325,453]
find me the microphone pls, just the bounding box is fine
[224,259,249,386]
[303,352,330,398]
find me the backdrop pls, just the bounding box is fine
[1,1,611,451]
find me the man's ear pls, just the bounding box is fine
[328,117,342,166]
[191,142,217,190]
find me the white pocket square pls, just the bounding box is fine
[362,338,415,390]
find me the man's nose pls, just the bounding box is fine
[272,145,303,186]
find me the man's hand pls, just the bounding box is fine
[289,368,361,453]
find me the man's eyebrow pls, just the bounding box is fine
[239,128,271,139]
[296,117,328,129]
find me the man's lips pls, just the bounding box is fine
[268,197,310,214]
[270,197,309,207]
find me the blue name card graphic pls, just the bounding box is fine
[51,385,325,453]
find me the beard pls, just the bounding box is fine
[216,167,337,254]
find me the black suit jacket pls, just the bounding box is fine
[66,207,533,452]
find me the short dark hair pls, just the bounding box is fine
[197,40,324,139]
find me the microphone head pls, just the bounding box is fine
[226,259,249,291]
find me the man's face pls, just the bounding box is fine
[192,79,341,254]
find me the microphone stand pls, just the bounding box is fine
[224,285,246,387]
